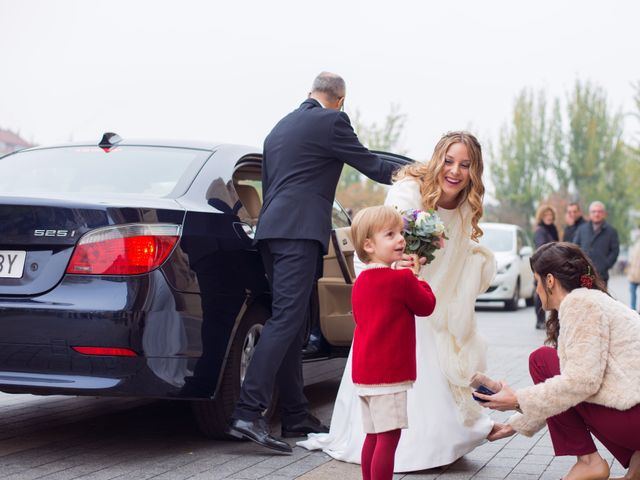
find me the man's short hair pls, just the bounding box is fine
[351,205,403,263]
[589,201,606,212]
[567,202,581,210]
[311,72,346,101]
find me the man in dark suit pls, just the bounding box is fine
[573,200,620,285]
[226,72,398,453]
[562,202,585,243]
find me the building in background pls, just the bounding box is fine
[0,128,33,155]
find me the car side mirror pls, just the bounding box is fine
[519,246,533,257]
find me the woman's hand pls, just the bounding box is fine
[394,253,427,270]
[474,381,519,411]
[487,423,515,441]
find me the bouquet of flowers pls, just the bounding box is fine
[400,209,447,271]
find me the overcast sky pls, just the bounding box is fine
[1,0,639,161]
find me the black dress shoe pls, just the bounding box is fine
[301,334,330,357]
[226,418,292,454]
[281,413,329,438]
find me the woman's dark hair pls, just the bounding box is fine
[529,242,608,347]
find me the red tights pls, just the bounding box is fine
[361,429,401,480]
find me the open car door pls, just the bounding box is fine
[318,151,414,346]
[317,210,356,346]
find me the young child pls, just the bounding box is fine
[350,205,437,480]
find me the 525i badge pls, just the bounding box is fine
[33,229,76,237]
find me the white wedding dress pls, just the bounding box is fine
[299,179,497,472]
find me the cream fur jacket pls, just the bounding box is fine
[509,288,640,436]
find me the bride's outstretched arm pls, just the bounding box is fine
[384,178,421,212]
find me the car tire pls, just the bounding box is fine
[191,303,276,439]
[504,279,520,311]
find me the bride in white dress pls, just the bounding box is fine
[299,131,497,472]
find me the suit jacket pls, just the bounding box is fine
[563,217,585,243]
[255,98,398,253]
[573,221,620,280]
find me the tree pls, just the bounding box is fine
[489,89,551,230]
[564,81,632,241]
[336,104,408,213]
[490,81,637,243]
[627,81,640,230]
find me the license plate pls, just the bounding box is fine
[0,250,27,278]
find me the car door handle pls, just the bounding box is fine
[233,222,255,240]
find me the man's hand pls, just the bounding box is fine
[487,423,515,441]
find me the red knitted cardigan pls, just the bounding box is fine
[351,267,436,386]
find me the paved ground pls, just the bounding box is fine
[0,275,633,479]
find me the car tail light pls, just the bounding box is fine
[66,224,181,275]
[72,346,138,357]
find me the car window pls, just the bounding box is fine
[517,229,531,250]
[332,201,351,229]
[0,146,209,198]
[479,228,514,252]
[516,229,524,252]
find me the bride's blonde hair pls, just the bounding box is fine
[394,131,485,241]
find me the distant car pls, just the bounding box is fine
[476,222,535,310]
[0,133,411,438]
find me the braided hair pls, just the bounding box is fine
[529,242,608,347]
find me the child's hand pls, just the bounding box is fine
[394,253,427,270]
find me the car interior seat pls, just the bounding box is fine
[235,183,262,225]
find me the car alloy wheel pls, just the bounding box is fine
[505,279,520,311]
[191,304,273,439]
[240,324,262,385]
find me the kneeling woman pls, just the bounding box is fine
[476,242,640,480]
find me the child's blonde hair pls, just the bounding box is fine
[351,205,403,263]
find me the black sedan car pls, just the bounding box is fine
[0,133,409,437]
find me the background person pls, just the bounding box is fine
[627,236,640,312]
[532,204,559,329]
[476,242,640,480]
[562,202,585,243]
[572,201,619,286]
[226,72,398,453]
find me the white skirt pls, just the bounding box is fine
[298,320,493,472]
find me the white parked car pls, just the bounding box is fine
[476,222,535,310]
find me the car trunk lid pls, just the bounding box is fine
[0,196,184,296]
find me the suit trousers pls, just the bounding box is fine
[529,346,640,468]
[233,238,321,424]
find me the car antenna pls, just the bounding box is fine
[99,132,122,152]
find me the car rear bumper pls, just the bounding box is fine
[0,272,207,399]
[0,371,120,390]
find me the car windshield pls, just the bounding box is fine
[0,146,209,197]
[479,228,514,252]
